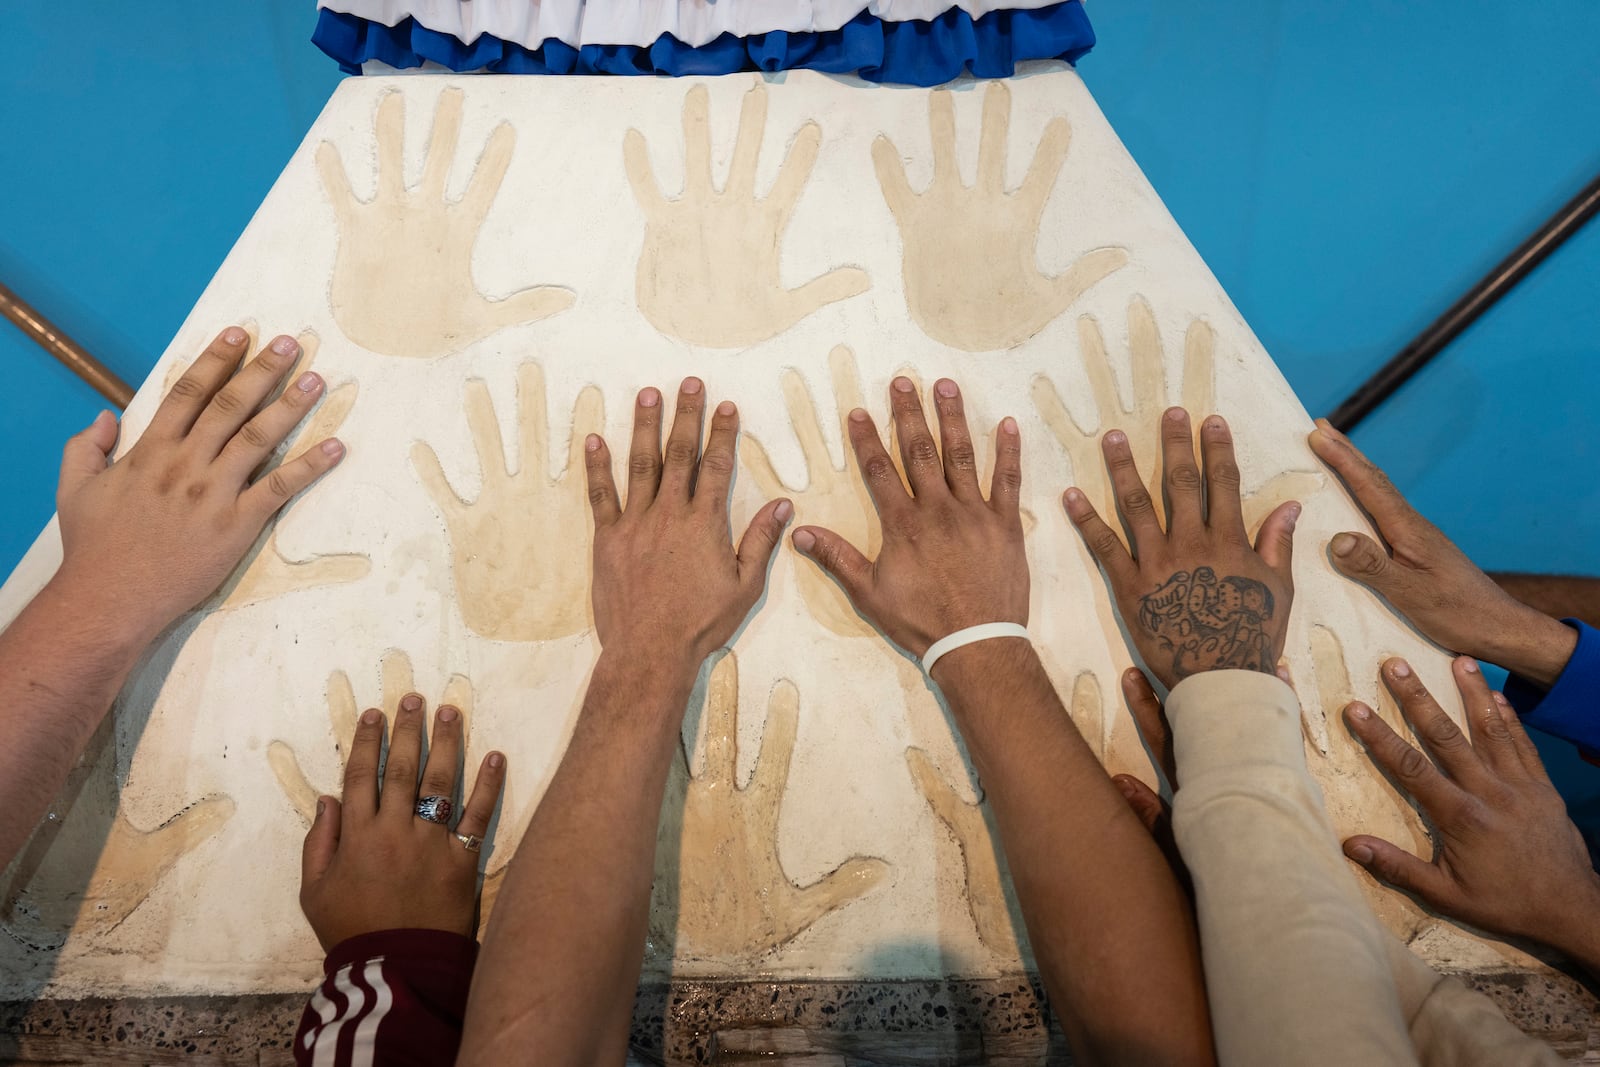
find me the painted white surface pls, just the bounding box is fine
[0,65,1526,995]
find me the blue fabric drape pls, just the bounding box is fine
[312,3,1094,86]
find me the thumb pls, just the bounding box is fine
[301,795,342,888]
[1343,835,1450,905]
[1254,500,1301,583]
[736,498,794,595]
[791,524,872,606]
[1328,530,1412,597]
[57,411,119,504]
[1112,774,1167,837]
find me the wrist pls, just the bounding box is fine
[1479,606,1577,689]
[35,569,165,660]
[929,636,1041,696]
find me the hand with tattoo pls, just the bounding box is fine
[1064,409,1299,689]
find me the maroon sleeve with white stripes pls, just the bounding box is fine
[294,928,478,1067]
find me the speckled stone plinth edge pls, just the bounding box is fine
[0,969,1590,1065]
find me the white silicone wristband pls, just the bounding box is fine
[921,622,1031,674]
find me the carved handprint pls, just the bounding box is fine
[1296,627,1435,941]
[318,88,574,358]
[904,749,1017,956]
[874,80,1127,352]
[625,81,870,347]
[1060,670,1147,783]
[412,362,604,642]
[653,653,888,961]
[1,716,234,949]
[268,652,508,934]
[743,346,879,637]
[1032,296,1323,527]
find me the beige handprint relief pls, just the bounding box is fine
[625,81,870,347]
[268,652,509,934]
[743,346,879,637]
[1032,296,1324,526]
[904,748,1017,957]
[874,80,1127,352]
[318,88,574,358]
[412,362,603,642]
[1060,670,1148,783]
[1,715,233,950]
[652,653,889,961]
[1298,626,1435,941]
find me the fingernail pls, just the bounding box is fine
[892,376,914,393]
[586,433,601,453]
[1492,690,1509,707]
[1347,702,1372,721]
[1165,407,1185,422]
[1114,776,1139,800]
[361,708,381,725]
[1331,532,1357,557]
[848,408,869,423]
[1390,659,1412,678]
[401,694,422,712]
[935,379,958,398]
[774,499,793,522]
[223,326,248,346]
[94,410,116,427]
[1204,416,1226,433]
[1285,502,1302,530]
[1461,658,1480,674]
[1063,488,1084,508]
[1105,430,1126,446]
[1123,667,1142,683]
[296,372,321,393]
[489,752,505,769]
[792,529,816,552]
[717,400,735,416]
[316,798,326,817]
[681,377,702,395]
[270,335,299,357]
[1001,416,1018,435]
[438,705,459,722]
[320,439,345,458]
[1346,843,1374,864]
[640,388,660,407]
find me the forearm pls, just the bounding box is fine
[0,574,156,867]
[1475,599,1578,690]
[1491,573,1600,633]
[933,641,1213,1067]
[458,648,695,1066]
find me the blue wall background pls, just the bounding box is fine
[1,5,1596,817]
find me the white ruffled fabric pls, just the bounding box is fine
[315,0,1063,50]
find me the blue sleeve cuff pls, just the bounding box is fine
[1503,619,1600,757]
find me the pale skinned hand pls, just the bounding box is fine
[1341,656,1600,960]
[583,379,791,666]
[1065,409,1300,689]
[1309,419,1576,687]
[54,327,346,640]
[300,691,506,951]
[790,377,1027,660]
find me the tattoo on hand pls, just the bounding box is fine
[1138,567,1276,678]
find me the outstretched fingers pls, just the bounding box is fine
[454,752,506,855]
[146,327,252,441]
[301,795,342,888]
[737,498,793,597]
[989,417,1023,521]
[241,437,346,525]
[584,433,622,526]
[1121,667,1176,785]
[697,400,740,515]
[625,387,664,511]
[1342,695,1467,823]
[792,524,871,608]
[1253,501,1301,587]
[890,377,945,500]
[845,408,912,522]
[1063,486,1137,585]
[931,379,981,500]
[1342,832,1453,909]
[659,378,706,501]
[1102,429,1163,554]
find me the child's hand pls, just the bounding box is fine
[299,690,506,951]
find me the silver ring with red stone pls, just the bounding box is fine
[415,795,453,824]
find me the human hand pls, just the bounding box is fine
[53,327,345,644]
[1065,410,1299,689]
[583,379,791,667]
[1310,420,1576,687]
[873,81,1125,352]
[299,689,506,952]
[412,362,604,641]
[1341,656,1600,961]
[625,82,869,348]
[318,88,574,358]
[790,377,1027,660]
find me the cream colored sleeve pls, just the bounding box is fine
[1167,670,1562,1067]
[1167,670,1418,1067]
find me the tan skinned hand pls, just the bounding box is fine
[1309,419,1575,686]
[299,692,506,951]
[789,377,1027,659]
[1341,656,1600,959]
[55,327,346,641]
[583,379,791,666]
[1064,409,1300,690]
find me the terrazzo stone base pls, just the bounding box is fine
[0,970,1591,1064]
